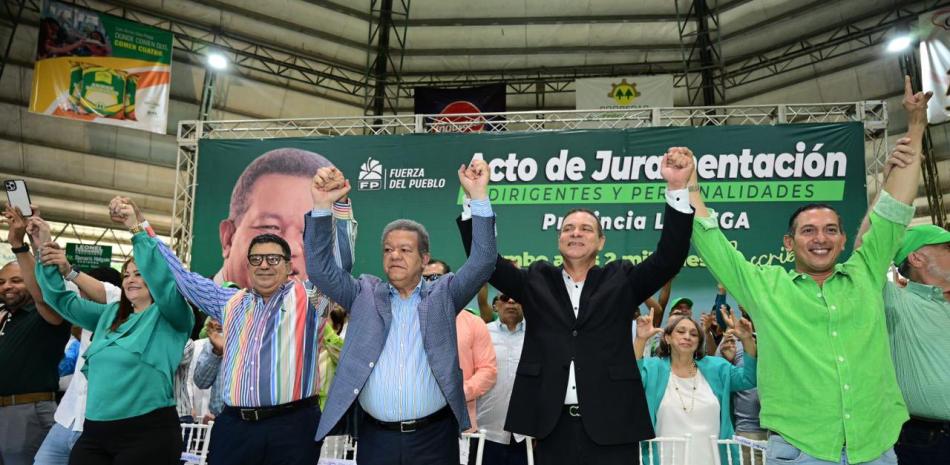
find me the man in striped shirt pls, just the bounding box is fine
[121,194,356,465]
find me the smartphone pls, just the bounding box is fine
[4,179,33,216]
[715,303,727,329]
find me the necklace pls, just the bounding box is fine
[672,362,698,413]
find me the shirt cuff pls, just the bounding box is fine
[310,209,331,217]
[461,195,472,221]
[470,198,493,217]
[873,190,914,226]
[332,200,352,220]
[695,208,720,230]
[665,188,693,214]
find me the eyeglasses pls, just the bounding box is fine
[422,273,443,282]
[247,254,288,266]
[497,295,516,303]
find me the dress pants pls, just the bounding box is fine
[0,401,57,465]
[69,407,182,465]
[534,409,639,465]
[356,410,459,465]
[208,404,322,465]
[894,417,950,465]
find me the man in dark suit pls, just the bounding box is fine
[306,161,496,465]
[458,149,696,464]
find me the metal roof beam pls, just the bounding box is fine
[401,43,682,56]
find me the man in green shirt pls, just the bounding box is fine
[683,77,930,465]
[884,224,950,464]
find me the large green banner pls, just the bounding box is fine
[192,123,866,311]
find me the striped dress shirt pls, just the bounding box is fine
[153,203,355,407]
[358,282,447,421]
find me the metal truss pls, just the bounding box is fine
[719,0,945,90]
[676,0,726,105]
[0,0,26,82]
[174,102,887,264]
[0,220,172,264]
[364,0,411,116]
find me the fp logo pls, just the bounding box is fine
[358,157,383,190]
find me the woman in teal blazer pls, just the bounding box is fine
[634,308,757,465]
[34,198,194,465]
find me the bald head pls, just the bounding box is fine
[0,261,32,310]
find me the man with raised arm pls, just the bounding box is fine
[307,161,496,465]
[456,150,695,464]
[686,77,930,465]
[114,189,356,465]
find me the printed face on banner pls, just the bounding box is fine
[219,174,311,289]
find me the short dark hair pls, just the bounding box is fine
[562,208,603,237]
[229,148,333,222]
[248,234,291,258]
[786,203,842,236]
[87,266,121,288]
[427,259,451,273]
[656,316,706,360]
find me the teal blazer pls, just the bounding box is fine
[637,355,757,464]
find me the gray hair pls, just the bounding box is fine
[381,219,430,255]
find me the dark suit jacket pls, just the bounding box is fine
[457,204,693,445]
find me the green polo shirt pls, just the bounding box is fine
[691,191,913,463]
[0,302,70,395]
[884,280,950,421]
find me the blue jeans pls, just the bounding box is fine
[766,434,897,465]
[32,423,82,465]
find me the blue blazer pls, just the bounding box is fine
[305,213,497,440]
[638,355,757,464]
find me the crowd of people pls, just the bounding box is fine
[0,77,947,465]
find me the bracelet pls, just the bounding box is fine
[129,220,150,234]
[64,268,80,282]
[11,243,29,254]
[687,184,700,192]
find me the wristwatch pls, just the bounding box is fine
[64,268,80,282]
[10,243,29,254]
[129,221,149,234]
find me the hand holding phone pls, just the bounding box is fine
[4,180,33,217]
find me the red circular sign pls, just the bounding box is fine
[433,100,486,132]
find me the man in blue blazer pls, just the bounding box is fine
[305,161,497,464]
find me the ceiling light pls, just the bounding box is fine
[207,52,228,70]
[886,35,912,53]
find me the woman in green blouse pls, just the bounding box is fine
[34,198,193,465]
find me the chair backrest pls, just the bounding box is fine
[461,431,487,465]
[639,435,693,465]
[180,422,213,465]
[319,435,358,464]
[713,435,769,465]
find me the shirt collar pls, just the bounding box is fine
[389,279,423,298]
[494,319,525,334]
[904,280,947,302]
[787,263,850,281]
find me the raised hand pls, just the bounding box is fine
[26,216,52,245]
[311,167,351,210]
[39,242,72,276]
[108,196,138,228]
[903,75,933,127]
[458,158,489,201]
[635,307,663,341]
[1,204,30,247]
[661,146,695,190]
[205,318,225,355]
[722,306,753,340]
[883,137,917,180]
[720,332,737,362]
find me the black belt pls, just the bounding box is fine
[369,406,451,433]
[564,404,581,417]
[908,416,950,431]
[226,396,319,422]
